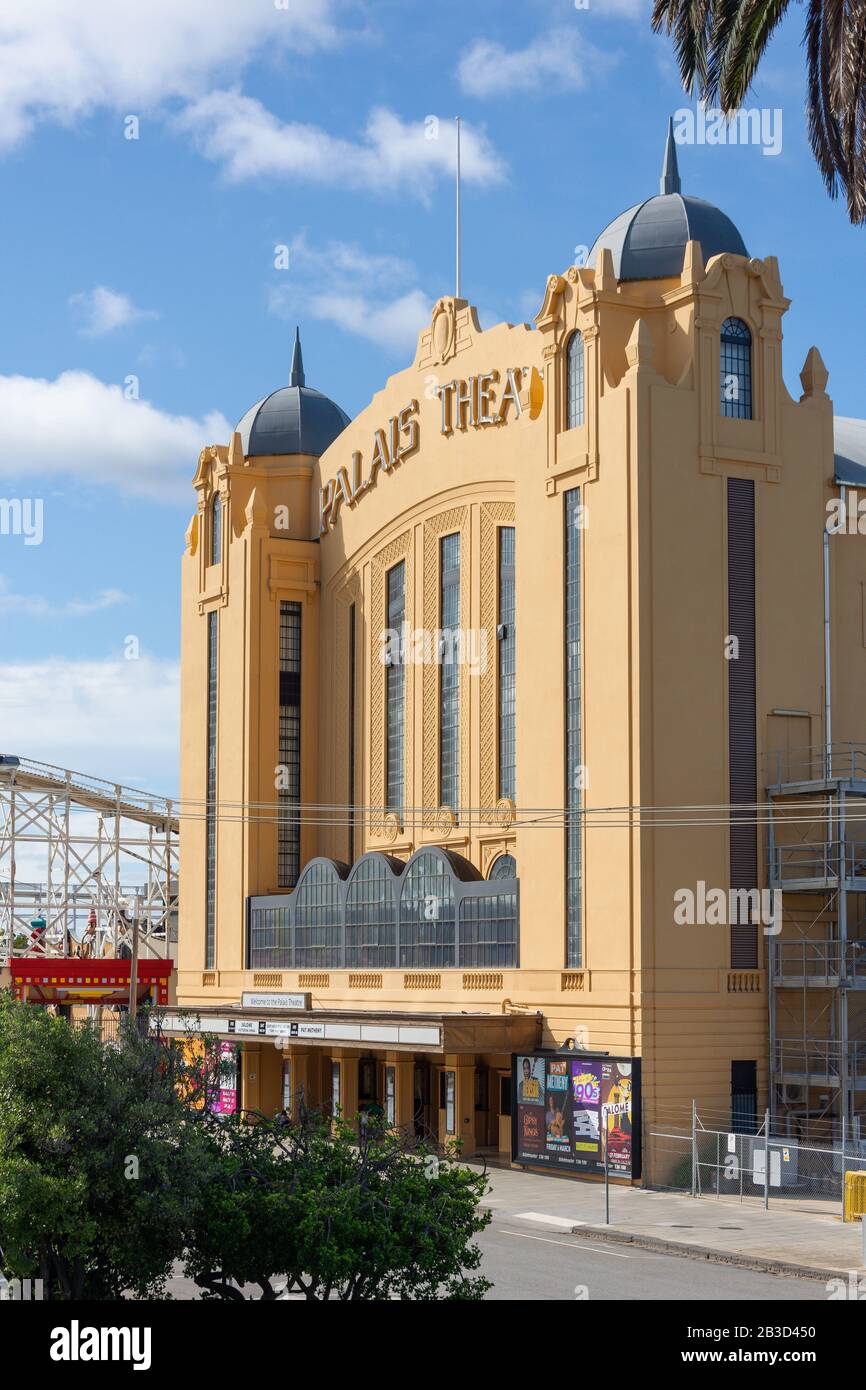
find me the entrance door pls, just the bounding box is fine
[498,1072,512,1154]
[413,1061,433,1140]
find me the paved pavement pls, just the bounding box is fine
[473,1162,866,1279]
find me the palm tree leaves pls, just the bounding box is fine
[652,0,866,223]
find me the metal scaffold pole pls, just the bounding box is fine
[0,756,178,964]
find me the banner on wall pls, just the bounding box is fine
[512,1052,641,1179]
[209,1041,239,1117]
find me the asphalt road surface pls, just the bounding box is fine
[162,1225,830,1300]
[475,1222,829,1301]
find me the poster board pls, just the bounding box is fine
[512,1052,641,1179]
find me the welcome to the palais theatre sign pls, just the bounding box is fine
[319,365,541,535]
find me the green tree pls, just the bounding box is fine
[184,1108,492,1300]
[0,993,207,1299]
[652,0,866,223]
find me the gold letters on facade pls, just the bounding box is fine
[319,367,526,535]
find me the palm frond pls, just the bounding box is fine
[654,0,866,223]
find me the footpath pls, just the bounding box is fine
[473,1162,865,1281]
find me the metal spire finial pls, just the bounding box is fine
[290,325,305,387]
[660,116,682,195]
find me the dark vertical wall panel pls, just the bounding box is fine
[727,477,758,967]
[564,489,582,968]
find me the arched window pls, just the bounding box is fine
[488,853,516,881]
[294,861,343,969]
[720,318,752,419]
[566,331,585,428]
[459,891,518,967]
[211,493,222,565]
[399,851,456,968]
[346,856,397,969]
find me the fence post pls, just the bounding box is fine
[764,1108,770,1210]
[690,1099,697,1198]
[841,1112,847,1223]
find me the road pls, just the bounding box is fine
[475,1220,828,1300]
[162,1223,828,1300]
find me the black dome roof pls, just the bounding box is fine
[588,122,748,282]
[236,329,350,458]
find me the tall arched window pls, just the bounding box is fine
[294,861,342,969]
[566,331,585,428]
[211,493,222,566]
[720,318,752,419]
[399,851,456,968]
[346,855,397,969]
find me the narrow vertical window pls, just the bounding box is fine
[205,610,218,969]
[439,532,460,810]
[497,526,516,801]
[720,318,752,419]
[386,563,405,816]
[727,478,757,968]
[211,493,222,566]
[567,331,584,428]
[731,1060,757,1134]
[348,602,356,862]
[564,490,582,967]
[278,600,302,888]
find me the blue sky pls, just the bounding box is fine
[0,0,863,794]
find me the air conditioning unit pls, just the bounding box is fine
[781,1084,803,1104]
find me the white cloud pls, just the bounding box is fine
[0,370,230,497]
[0,0,339,149]
[69,286,159,337]
[176,92,506,197]
[316,289,432,354]
[0,655,179,792]
[456,27,617,98]
[270,234,431,353]
[595,0,651,16]
[0,575,128,618]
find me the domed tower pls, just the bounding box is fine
[236,328,350,460]
[524,121,832,1146]
[179,330,351,994]
[587,118,748,282]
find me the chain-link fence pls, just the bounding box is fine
[648,1103,866,1216]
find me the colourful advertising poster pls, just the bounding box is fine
[518,1099,545,1157]
[210,1041,238,1116]
[570,1061,602,1166]
[544,1060,575,1164]
[516,1055,545,1106]
[515,1054,546,1160]
[601,1061,633,1175]
[512,1053,641,1178]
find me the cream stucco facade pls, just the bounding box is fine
[175,157,866,1175]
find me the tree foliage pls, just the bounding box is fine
[0,992,208,1300]
[0,993,492,1301]
[652,0,866,223]
[185,1108,491,1301]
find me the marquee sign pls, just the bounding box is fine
[319,364,542,535]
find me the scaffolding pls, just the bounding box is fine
[767,742,866,1144]
[0,755,178,964]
